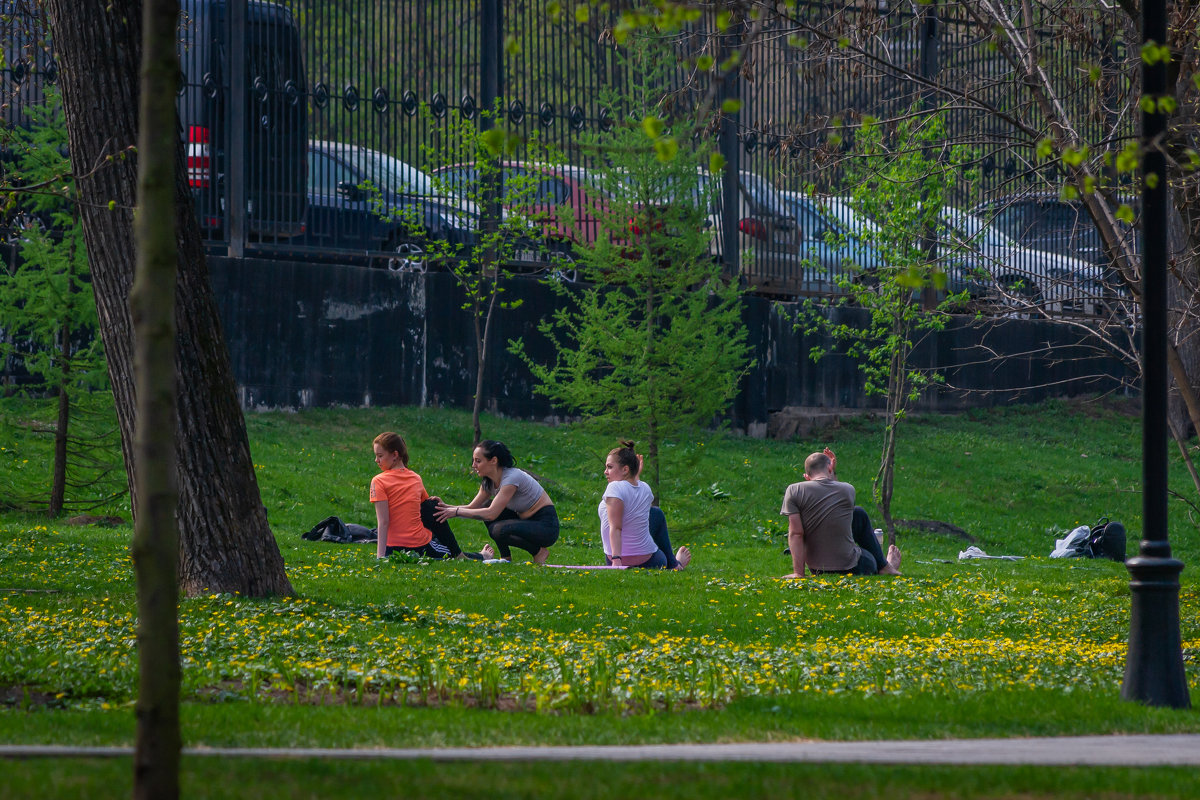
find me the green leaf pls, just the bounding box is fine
[1115,142,1139,173]
[1116,204,1135,224]
[546,1,562,22]
[574,4,589,24]
[480,128,506,156]
[1035,139,1054,160]
[1140,95,1156,113]
[653,137,679,162]
[1061,145,1088,167]
[1059,184,1079,201]
[696,54,714,72]
[641,115,664,140]
[1146,172,1160,189]
[716,10,732,31]
[720,98,742,113]
[1158,96,1178,113]
[708,152,726,173]
[1140,41,1170,65]
[787,35,809,49]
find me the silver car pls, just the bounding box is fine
[939,207,1104,315]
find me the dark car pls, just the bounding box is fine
[302,140,478,271]
[179,0,308,240]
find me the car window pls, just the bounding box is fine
[739,172,789,216]
[361,151,435,195]
[437,167,476,196]
[537,177,570,205]
[824,198,880,235]
[307,150,357,195]
[790,202,834,241]
[990,202,1037,241]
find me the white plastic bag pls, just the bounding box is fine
[1050,525,1092,558]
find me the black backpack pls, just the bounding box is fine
[1088,517,1126,563]
[302,515,377,543]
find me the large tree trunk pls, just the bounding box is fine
[44,0,293,597]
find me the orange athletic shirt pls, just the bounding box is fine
[369,467,432,548]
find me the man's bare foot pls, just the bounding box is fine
[880,544,902,575]
[480,543,497,560]
[673,545,692,570]
[532,547,550,565]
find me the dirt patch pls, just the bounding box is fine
[894,519,974,543]
[65,514,126,527]
[1062,393,1141,419]
[1,685,66,709]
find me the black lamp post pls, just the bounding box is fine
[1122,0,1191,709]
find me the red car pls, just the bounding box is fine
[433,161,616,262]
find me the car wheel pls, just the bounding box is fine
[994,275,1043,317]
[385,239,427,273]
[548,250,577,283]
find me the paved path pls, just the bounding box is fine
[4,735,1200,766]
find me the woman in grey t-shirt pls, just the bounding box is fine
[433,440,559,563]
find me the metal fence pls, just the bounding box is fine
[1,0,1135,314]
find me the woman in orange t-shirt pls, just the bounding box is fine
[371,432,469,559]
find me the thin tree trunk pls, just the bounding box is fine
[645,281,660,490]
[473,283,498,448]
[50,320,70,517]
[44,0,293,597]
[130,3,181,797]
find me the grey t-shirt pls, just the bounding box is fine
[779,477,860,572]
[482,467,546,513]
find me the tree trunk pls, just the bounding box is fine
[50,320,70,517]
[130,2,181,796]
[44,0,293,597]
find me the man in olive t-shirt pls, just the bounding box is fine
[779,449,901,578]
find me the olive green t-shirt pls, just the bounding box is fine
[779,477,860,572]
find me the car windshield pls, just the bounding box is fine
[740,172,790,216]
[358,150,437,195]
[823,197,882,235]
[942,208,1018,249]
[559,165,616,199]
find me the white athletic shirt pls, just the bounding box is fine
[598,479,656,558]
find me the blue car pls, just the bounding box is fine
[301,140,478,271]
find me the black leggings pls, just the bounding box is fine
[849,506,888,574]
[419,498,483,560]
[485,505,560,559]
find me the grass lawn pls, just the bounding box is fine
[2,396,1199,797]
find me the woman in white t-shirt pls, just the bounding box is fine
[599,441,690,570]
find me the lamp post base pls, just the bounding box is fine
[1122,552,1191,708]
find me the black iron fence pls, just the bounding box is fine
[1,1,1135,315]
